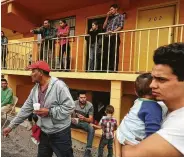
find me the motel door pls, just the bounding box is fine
[134,5,176,72]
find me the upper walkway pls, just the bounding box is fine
[1,24,184,81]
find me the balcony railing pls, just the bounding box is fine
[1,24,184,73]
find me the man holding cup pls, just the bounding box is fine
[102,4,124,72]
[71,91,95,157]
[3,61,75,157]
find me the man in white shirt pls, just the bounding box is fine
[121,43,184,157]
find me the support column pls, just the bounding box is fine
[110,80,123,157]
[110,80,122,124]
[32,34,39,62]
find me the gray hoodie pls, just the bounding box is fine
[9,77,75,134]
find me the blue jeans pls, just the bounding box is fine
[98,136,113,157]
[37,126,73,157]
[71,121,95,149]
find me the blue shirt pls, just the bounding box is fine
[117,98,162,145]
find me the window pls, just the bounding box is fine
[50,16,76,36]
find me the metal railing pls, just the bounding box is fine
[1,24,184,73]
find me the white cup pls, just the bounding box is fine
[33,103,41,110]
[74,118,79,124]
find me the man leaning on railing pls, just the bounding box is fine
[103,4,124,72]
[30,19,56,63]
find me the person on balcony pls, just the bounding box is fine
[1,79,13,114]
[103,4,124,72]
[71,91,95,157]
[30,19,56,62]
[3,61,75,157]
[86,21,102,71]
[57,20,71,71]
[121,43,184,157]
[1,31,8,68]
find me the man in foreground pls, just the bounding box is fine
[121,43,184,157]
[3,61,75,157]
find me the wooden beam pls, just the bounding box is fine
[7,2,41,26]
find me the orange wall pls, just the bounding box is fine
[15,77,111,107]
[62,78,111,92]
[17,84,34,107]
[179,0,184,24]
[14,76,135,107]
[7,75,34,106]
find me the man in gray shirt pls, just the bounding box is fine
[3,61,75,157]
[71,91,95,157]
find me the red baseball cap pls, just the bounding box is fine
[27,61,50,72]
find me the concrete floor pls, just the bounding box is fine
[1,119,109,157]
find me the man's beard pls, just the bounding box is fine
[79,100,86,105]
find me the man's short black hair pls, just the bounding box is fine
[92,21,98,26]
[135,73,153,97]
[1,31,5,35]
[110,4,119,9]
[1,78,7,83]
[44,19,50,24]
[153,43,184,81]
[78,90,86,97]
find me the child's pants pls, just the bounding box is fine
[98,136,114,157]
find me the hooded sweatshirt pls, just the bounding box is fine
[9,77,75,134]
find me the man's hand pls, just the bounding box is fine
[30,30,34,33]
[108,31,113,34]
[90,28,93,32]
[77,114,85,121]
[34,108,49,117]
[107,11,111,17]
[3,127,12,137]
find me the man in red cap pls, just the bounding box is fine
[3,61,75,157]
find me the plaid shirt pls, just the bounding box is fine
[106,13,124,32]
[99,116,117,139]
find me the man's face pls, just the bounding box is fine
[43,20,49,28]
[1,81,8,90]
[78,94,87,105]
[31,69,43,83]
[1,32,4,37]
[150,64,184,104]
[109,7,117,15]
